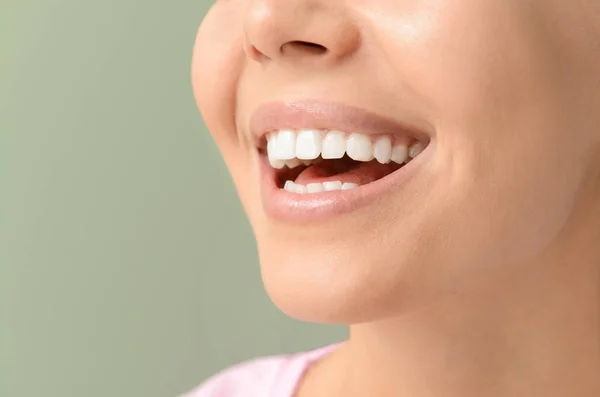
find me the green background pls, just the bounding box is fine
[1,1,345,396]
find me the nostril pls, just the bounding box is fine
[295,41,328,53]
[281,41,328,56]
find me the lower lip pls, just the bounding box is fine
[259,143,433,223]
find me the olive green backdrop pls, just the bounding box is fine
[1,1,345,396]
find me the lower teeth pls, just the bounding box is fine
[284,180,358,194]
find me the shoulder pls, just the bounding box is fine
[180,353,299,397]
[180,344,340,397]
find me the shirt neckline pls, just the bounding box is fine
[273,343,343,397]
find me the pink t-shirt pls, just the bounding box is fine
[181,344,340,397]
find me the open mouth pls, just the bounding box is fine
[262,129,428,194]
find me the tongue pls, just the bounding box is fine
[294,159,402,186]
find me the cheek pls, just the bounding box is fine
[361,0,591,284]
[192,5,245,151]
[192,6,265,220]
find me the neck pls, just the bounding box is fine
[302,238,600,397]
[340,246,600,397]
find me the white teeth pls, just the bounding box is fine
[267,132,277,157]
[293,183,308,194]
[322,181,343,191]
[284,180,295,192]
[306,183,324,193]
[409,141,426,158]
[342,182,359,190]
[283,180,354,194]
[270,158,285,169]
[296,129,322,160]
[346,133,374,162]
[373,136,392,164]
[391,144,408,164]
[266,129,427,167]
[267,133,282,168]
[321,130,346,159]
[276,129,296,160]
[285,158,302,168]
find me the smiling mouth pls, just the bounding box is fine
[250,100,432,221]
[262,129,428,194]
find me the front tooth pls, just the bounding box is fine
[296,130,322,160]
[373,136,392,164]
[322,181,343,191]
[341,182,359,190]
[306,183,324,193]
[293,183,308,194]
[322,130,346,159]
[346,133,374,162]
[276,129,296,160]
[409,141,426,158]
[285,158,302,168]
[391,144,408,164]
[284,180,295,192]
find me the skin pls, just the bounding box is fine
[192,1,600,396]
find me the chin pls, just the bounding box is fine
[256,234,428,324]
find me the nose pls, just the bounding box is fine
[244,0,361,66]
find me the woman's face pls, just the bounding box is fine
[193,0,600,323]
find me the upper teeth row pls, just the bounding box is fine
[267,129,426,169]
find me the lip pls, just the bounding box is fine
[250,100,432,147]
[250,100,434,223]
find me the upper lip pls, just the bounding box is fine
[249,100,432,148]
